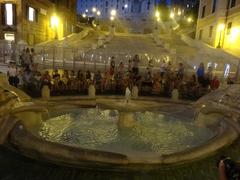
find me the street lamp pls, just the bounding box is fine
[97,10,101,16]
[187,17,193,23]
[111,9,117,17]
[217,24,225,48]
[170,12,174,19]
[92,7,97,13]
[51,15,59,39]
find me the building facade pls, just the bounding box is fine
[171,0,199,8]
[78,0,158,20]
[196,0,240,53]
[0,0,77,45]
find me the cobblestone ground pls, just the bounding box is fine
[0,139,240,180]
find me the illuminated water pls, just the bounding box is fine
[39,108,216,155]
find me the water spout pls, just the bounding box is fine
[125,87,131,104]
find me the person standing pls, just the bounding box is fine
[30,48,38,72]
[24,48,31,70]
[160,60,167,77]
[110,56,115,77]
[132,54,140,75]
[196,62,205,85]
[7,62,19,87]
[177,63,185,80]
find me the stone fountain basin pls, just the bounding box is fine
[5,97,239,171]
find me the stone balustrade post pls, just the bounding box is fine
[41,85,50,100]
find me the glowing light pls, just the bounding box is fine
[155,11,160,18]
[207,62,212,68]
[4,33,15,41]
[170,12,174,19]
[5,3,13,25]
[124,4,128,8]
[51,15,59,28]
[86,9,88,13]
[224,64,230,78]
[111,9,117,16]
[28,7,35,21]
[187,17,193,23]
[218,24,225,31]
[97,11,101,16]
[82,13,86,18]
[92,7,97,13]
[157,17,160,22]
[229,27,240,43]
[177,9,182,16]
[110,16,115,21]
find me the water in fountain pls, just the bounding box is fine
[39,108,216,156]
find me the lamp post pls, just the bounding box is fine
[96,10,101,25]
[155,11,160,32]
[110,9,116,34]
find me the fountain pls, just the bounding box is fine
[0,85,240,170]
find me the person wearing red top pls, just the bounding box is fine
[211,76,220,90]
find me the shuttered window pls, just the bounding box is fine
[1,3,16,26]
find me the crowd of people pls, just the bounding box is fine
[7,53,222,99]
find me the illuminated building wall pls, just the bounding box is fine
[196,0,240,52]
[0,0,77,45]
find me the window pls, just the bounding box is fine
[201,6,206,18]
[199,29,203,40]
[147,1,150,10]
[5,4,13,25]
[27,6,38,22]
[4,33,15,41]
[1,3,16,26]
[227,22,232,35]
[212,0,217,13]
[209,26,213,38]
[230,0,236,8]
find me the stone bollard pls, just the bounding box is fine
[171,89,179,101]
[41,85,50,100]
[132,86,139,98]
[88,84,96,98]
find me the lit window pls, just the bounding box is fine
[4,33,15,41]
[5,4,13,25]
[28,7,35,21]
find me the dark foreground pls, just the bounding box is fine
[1,139,240,180]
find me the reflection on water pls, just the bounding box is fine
[39,108,216,155]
